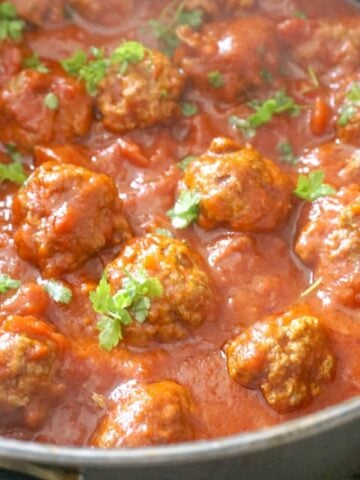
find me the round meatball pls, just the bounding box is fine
[278,18,360,83]
[335,76,360,147]
[97,49,184,134]
[175,17,279,102]
[91,380,196,448]
[0,68,92,151]
[225,308,335,413]
[13,162,132,278]
[295,185,360,308]
[106,234,214,346]
[68,0,133,26]
[184,137,293,232]
[7,0,65,25]
[0,315,67,427]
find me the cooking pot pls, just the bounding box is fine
[1,1,360,479]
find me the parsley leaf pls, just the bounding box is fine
[181,102,198,117]
[148,1,203,56]
[294,9,307,19]
[278,142,298,164]
[168,189,201,229]
[44,92,59,110]
[90,271,163,351]
[23,53,49,73]
[0,274,21,294]
[230,90,300,138]
[208,71,224,88]
[338,82,360,127]
[294,170,336,202]
[110,41,146,74]
[155,228,174,238]
[0,2,25,41]
[0,161,27,185]
[5,143,22,163]
[41,279,73,304]
[61,49,88,76]
[178,155,196,171]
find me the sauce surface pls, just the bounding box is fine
[0,0,359,447]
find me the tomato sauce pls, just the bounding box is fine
[0,0,359,446]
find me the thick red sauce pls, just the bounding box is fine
[0,0,359,446]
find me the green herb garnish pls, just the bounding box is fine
[229,90,300,138]
[5,143,22,163]
[155,228,174,238]
[0,274,21,293]
[90,271,163,351]
[110,41,146,74]
[41,280,72,304]
[178,155,196,171]
[0,2,25,41]
[0,161,27,185]
[168,189,201,229]
[294,170,336,202]
[208,71,224,88]
[181,102,198,117]
[338,82,360,127]
[278,141,298,164]
[294,9,307,19]
[44,92,59,110]
[23,53,49,73]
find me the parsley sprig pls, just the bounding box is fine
[90,270,163,351]
[148,0,203,56]
[0,2,25,41]
[61,42,146,96]
[0,274,21,294]
[338,81,360,127]
[230,90,300,138]
[294,170,336,202]
[168,189,201,229]
[23,53,49,73]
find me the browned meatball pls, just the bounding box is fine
[91,380,196,448]
[8,0,65,25]
[0,315,67,428]
[184,138,292,232]
[335,75,360,147]
[225,307,335,413]
[175,17,279,102]
[13,162,131,278]
[0,68,92,151]
[97,49,184,134]
[68,0,133,25]
[106,234,214,346]
[278,18,360,82]
[295,185,360,308]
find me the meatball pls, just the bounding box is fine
[106,234,214,346]
[184,137,292,232]
[0,315,66,427]
[335,76,360,147]
[175,17,279,102]
[225,308,335,413]
[68,0,133,26]
[97,49,184,134]
[13,162,131,278]
[0,41,24,89]
[278,18,360,82]
[8,0,65,25]
[295,185,360,308]
[91,380,196,447]
[0,68,92,151]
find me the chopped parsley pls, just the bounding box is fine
[0,2,25,41]
[229,90,300,138]
[278,141,298,164]
[44,92,59,110]
[90,271,163,351]
[208,71,224,88]
[338,81,360,127]
[155,228,174,238]
[148,1,204,56]
[61,42,146,96]
[294,9,307,19]
[23,53,49,73]
[168,189,201,229]
[0,274,21,294]
[41,280,73,304]
[181,102,198,117]
[178,155,196,170]
[5,143,22,163]
[0,161,27,185]
[294,170,336,202]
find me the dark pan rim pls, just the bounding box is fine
[0,395,359,468]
